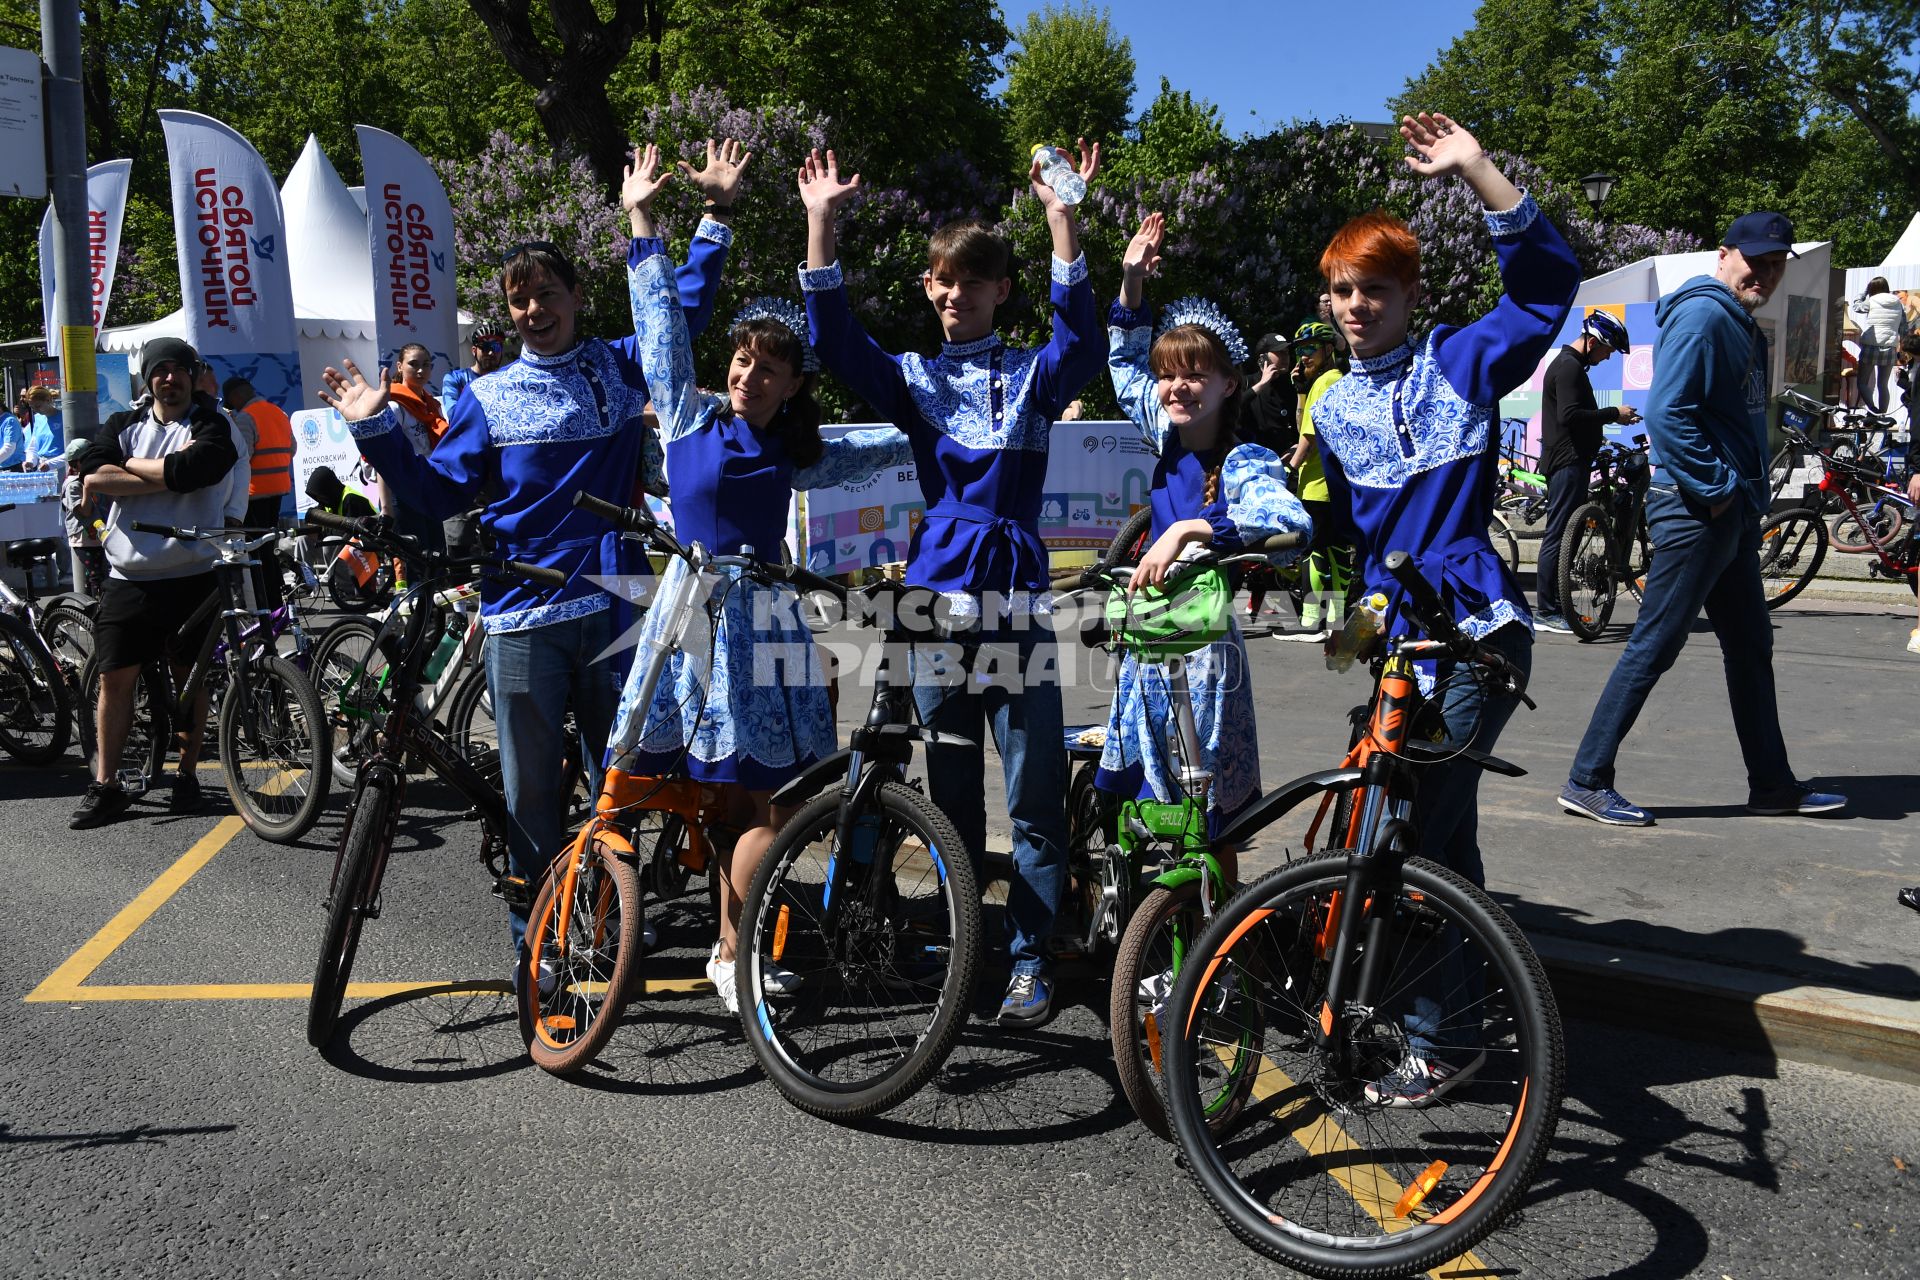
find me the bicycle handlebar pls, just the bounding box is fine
[1060,530,1306,593]
[299,511,567,590]
[569,489,847,602]
[1382,549,1536,707]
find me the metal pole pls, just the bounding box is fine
[41,0,100,443]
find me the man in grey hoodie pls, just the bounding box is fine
[68,337,246,828]
[1559,213,1845,826]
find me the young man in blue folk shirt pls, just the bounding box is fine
[318,140,749,960]
[798,142,1104,1027]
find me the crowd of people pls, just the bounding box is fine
[45,112,1890,1074]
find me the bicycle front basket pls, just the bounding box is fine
[1104,566,1232,661]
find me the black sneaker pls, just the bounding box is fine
[169,775,204,814]
[1900,887,1920,915]
[71,780,132,830]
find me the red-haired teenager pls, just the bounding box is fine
[1307,112,1578,1107]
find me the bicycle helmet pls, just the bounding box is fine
[1293,321,1337,345]
[1582,309,1631,355]
[470,319,506,342]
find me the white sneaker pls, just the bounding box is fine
[641,919,658,949]
[710,955,739,1014]
[1281,628,1331,643]
[1908,628,1920,655]
[760,958,803,996]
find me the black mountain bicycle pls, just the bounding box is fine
[1556,436,1652,641]
[303,509,567,1049]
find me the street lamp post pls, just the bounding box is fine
[1580,172,1616,214]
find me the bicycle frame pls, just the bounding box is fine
[1816,464,1919,581]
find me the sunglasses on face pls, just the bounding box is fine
[475,340,504,354]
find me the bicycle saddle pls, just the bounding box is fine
[4,537,60,565]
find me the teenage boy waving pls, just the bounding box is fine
[798,143,1104,1027]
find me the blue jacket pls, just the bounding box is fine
[1646,275,1771,513]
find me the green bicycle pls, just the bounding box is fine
[1056,530,1303,1139]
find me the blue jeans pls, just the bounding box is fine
[485,607,619,948]
[1414,620,1533,889]
[1405,620,1532,1059]
[1570,486,1794,796]
[912,624,1068,978]
[1535,465,1589,617]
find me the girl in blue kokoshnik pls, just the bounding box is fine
[622,195,912,1014]
[1096,211,1312,854]
[1307,112,1577,1108]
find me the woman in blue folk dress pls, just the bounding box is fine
[622,233,911,1012]
[1094,212,1312,852]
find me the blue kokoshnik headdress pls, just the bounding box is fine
[730,297,819,372]
[1155,296,1249,366]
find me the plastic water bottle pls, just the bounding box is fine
[1326,593,1389,674]
[423,617,461,682]
[1030,144,1086,205]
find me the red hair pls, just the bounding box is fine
[1319,210,1421,290]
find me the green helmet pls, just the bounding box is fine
[1293,321,1337,345]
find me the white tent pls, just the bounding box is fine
[1843,212,1920,297]
[1568,240,1833,392]
[97,135,382,411]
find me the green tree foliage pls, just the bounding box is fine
[1102,78,1230,187]
[1396,0,1920,263]
[1002,3,1136,161]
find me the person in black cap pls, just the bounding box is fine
[67,336,246,827]
[1561,212,1845,826]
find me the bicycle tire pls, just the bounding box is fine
[518,834,644,1075]
[1757,508,1827,610]
[1485,514,1519,577]
[739,781,980,1120]
[1830,502,1903,555]
[0,611,73,765]
[39,602,94,746]
[444,664,498,778]
[1163,853,1565,1278]
[309,618,387,787]
[76,655,170,785]
[1556,502,1616,641]
[1110,880,1261,1142]
[308,771,395,1048]
[218,653,331,842]
[1103,505,1155,569]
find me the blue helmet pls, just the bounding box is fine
[1582,309,1631,354]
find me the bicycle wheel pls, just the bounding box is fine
[1830,502,1903,555]
[40,602,94,746]
[1103,505,1155,569]
[0,612,73,765]
[444,665,498,777]
[739,781,981,1120]
[518,833,643,1075]
[1556,502,1615,641]
[309,618,387,786]
[1757,508,1827,609]
[218,653,330,842]
[1485,513,1520,577]
[308,771,395,1047]
[1164,854,1564,1278]
[76,655,170,785]
[1111,879,1262,1142]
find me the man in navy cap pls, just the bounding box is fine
[1559,212,1845,826]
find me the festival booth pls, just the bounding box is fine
[1843,212,1920,297]
[1498,240,1834,459]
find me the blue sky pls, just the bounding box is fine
[996,0,1486,135]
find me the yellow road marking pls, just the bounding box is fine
[1218,1046,1490,1278]
[26,811,716,1005]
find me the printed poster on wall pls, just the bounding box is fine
[1783,295,1821,388]
[356,125,459,387]
[160,109,305,417]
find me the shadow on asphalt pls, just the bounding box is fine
[0,1120,242,1152]
[1497,895,1920,1001]
[323,981,530,1083]
[1436,1020,1779,1280]
[1649,774,1919,823]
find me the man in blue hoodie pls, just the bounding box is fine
[1559,213,1845,826]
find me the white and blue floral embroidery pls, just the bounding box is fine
[900,344,1053,452]
[692,216,734,249]
[1221,445,1311,562]
[797,261,844,293]
[473,341,651,449]
[795,428,913,490]
[1106,320,1172,454]
[1314,337,1492,487]
[1051,253,1088,287]
[1483,192,1539,239]
[631,250,708,444]
[1098,625,1259,820]
[484,590,609,635]
[347,406,399,441]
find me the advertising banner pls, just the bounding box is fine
[290,407,384,513]
[800,423,1156,575]
[356,125,459,387]
[38,158,132,347]
[160,109,304,414]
